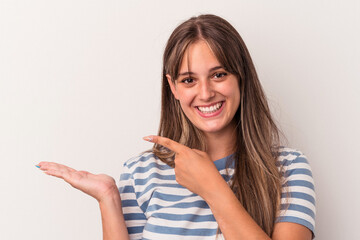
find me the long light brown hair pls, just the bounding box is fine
[153,14,283,236]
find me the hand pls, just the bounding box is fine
[37,162,118,203]
[144,135,224,198]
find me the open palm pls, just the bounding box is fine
[37,162,118,202]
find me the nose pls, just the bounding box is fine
[198,79,215,101]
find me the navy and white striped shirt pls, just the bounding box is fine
[118,148,315,239]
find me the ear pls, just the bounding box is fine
[166,74,179,100]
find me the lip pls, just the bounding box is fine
[196,101,223,108]
[195,101,225,118]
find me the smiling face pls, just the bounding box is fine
[167,40,240,136]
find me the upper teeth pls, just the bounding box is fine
[197,102,222,113]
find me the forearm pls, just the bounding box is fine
[99,190,130,240]
[203,179,270,240]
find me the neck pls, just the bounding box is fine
[203,122,237,161]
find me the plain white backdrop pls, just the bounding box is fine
[1,0,359,239]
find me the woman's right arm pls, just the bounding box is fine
[37,162,130,240]
[99,187,130,240]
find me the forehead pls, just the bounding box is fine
[179,40,222,73]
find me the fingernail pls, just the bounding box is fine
[35,165,40,168]
[143,136,153,142]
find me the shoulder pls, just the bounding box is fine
[122,151,173,176]
[123,151,156,169]
[277,147,310,166]
[277,147,313,179]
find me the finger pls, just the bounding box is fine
[38,162,76,172]
[191,148,206,156]
[44,169,70,180]
[143,135,189,153]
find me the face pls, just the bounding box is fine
[167,40,240,136]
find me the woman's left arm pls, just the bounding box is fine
[145,135,312,240]
[201,176,312,240]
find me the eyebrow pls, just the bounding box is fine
[178,66,224,76]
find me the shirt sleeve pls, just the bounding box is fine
[276,151,316,238]
[118,162,147,240]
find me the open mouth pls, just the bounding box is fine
[196,101,223,114]
[195,101,224,117]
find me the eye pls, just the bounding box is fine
[180,78,194,84]
[213,72,227,79]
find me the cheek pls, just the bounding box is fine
[218,81,240,101]
[177,89,196,107]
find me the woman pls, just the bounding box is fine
[37,14,315,239]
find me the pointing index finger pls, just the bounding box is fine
[143,135,188,154]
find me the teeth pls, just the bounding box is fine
[197,102,222,114]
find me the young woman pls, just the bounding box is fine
[37,14,316,240]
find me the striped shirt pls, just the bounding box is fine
[118,148,316,239]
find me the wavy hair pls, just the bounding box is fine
[152,14,283,236]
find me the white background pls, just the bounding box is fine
[1,0,359,239]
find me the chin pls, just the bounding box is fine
[193,117,237,135]
[197,124,226,134]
